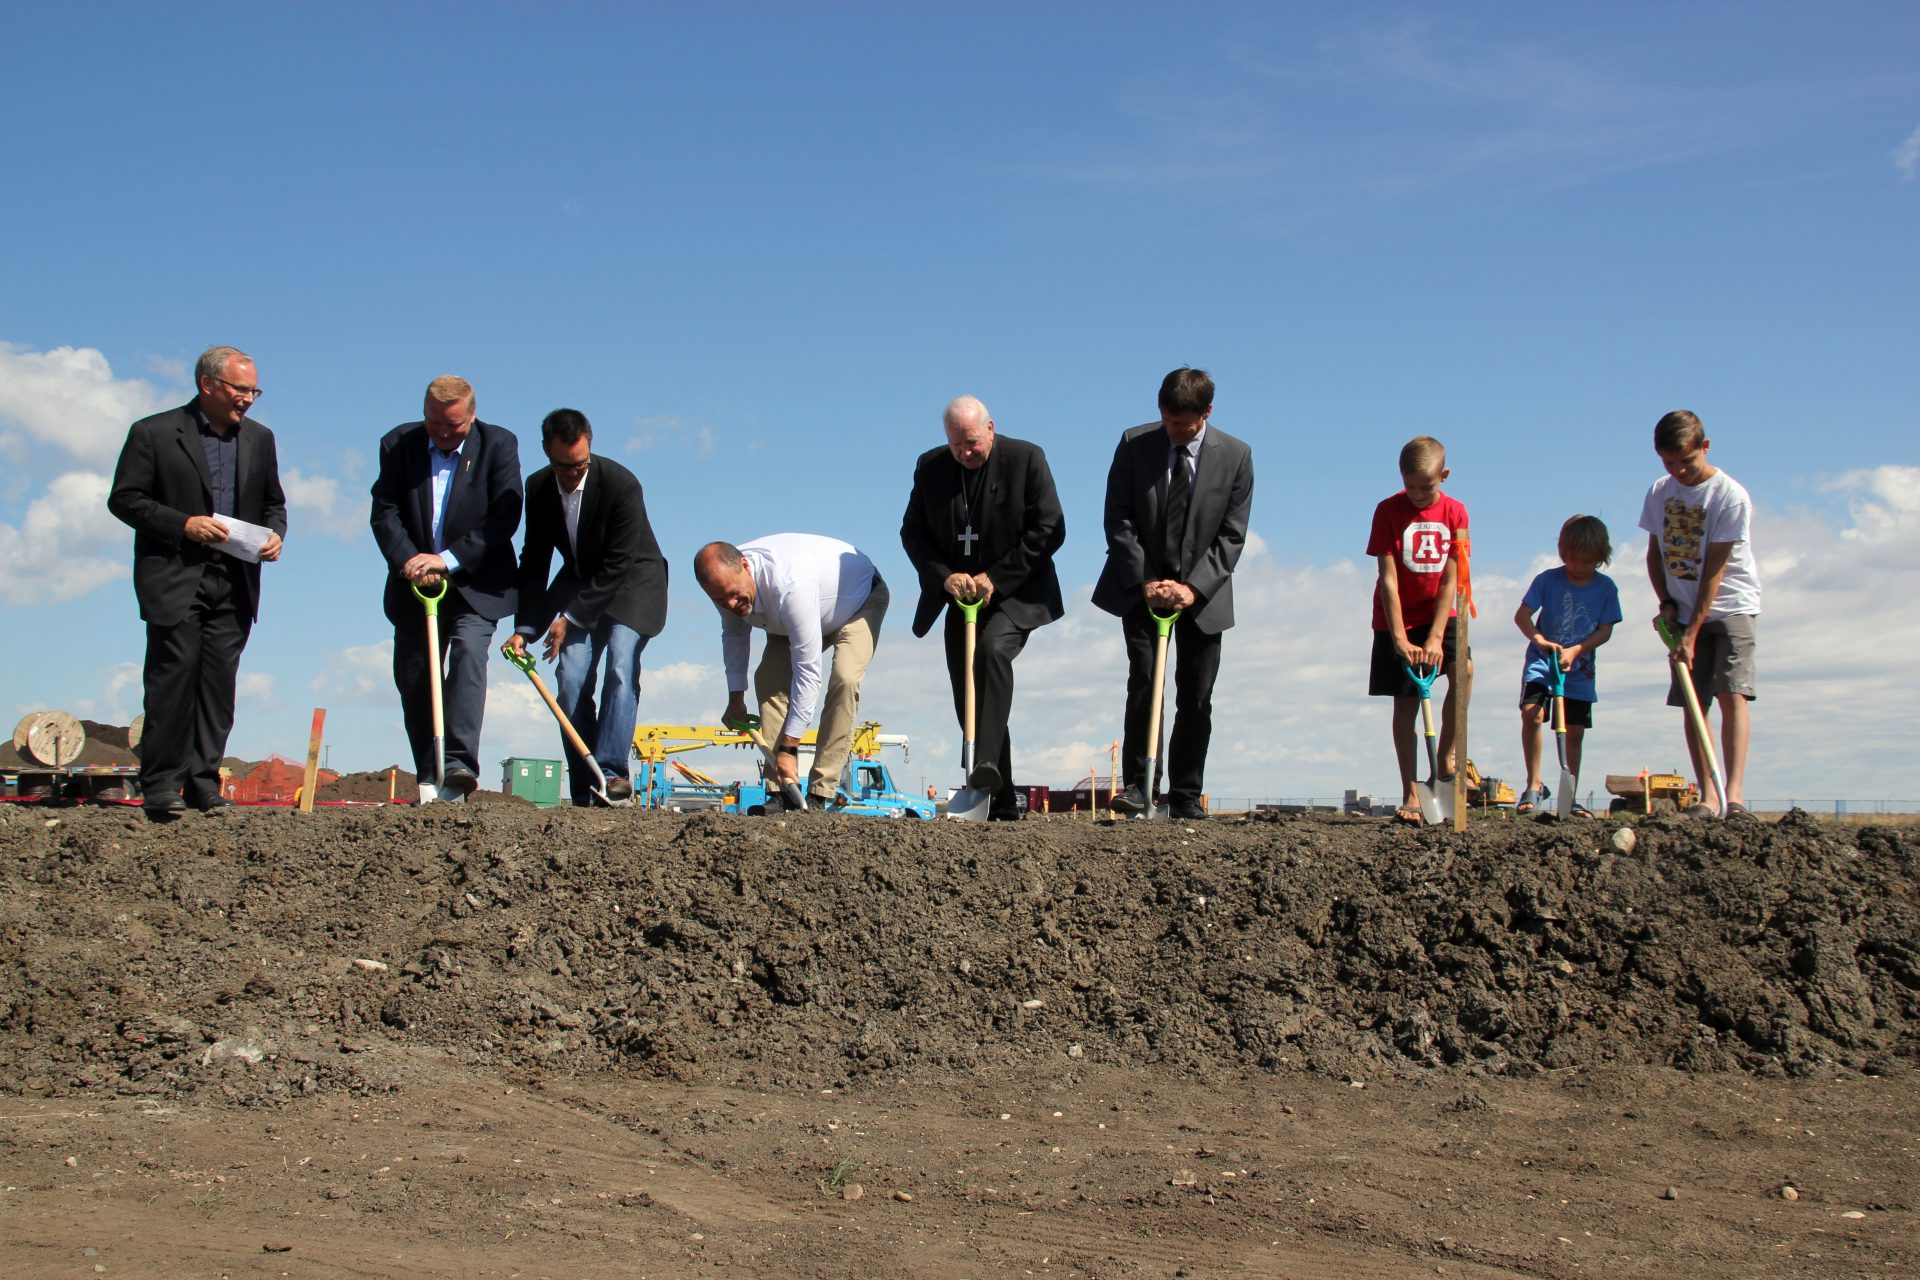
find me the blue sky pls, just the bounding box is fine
[3,2,1916,807]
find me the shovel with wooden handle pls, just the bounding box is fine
[411,578,449,797]
[1656,617,1726,817]
[1546,650,1576,820]
[1136,608,1181,820]
[498,641,622,806]
[1400,658,1453,825]
[725,714,810,812]
[946,596,992,822]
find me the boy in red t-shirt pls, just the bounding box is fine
[1367,436,1473,823]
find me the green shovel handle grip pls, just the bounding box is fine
[1150,607,1182,637]
[951,594,983,623]
[1654,616,1681,653]
[499,640,534,674]
[411,576,448,615]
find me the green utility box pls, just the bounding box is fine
[501,757,564,808]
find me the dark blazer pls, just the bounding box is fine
[901,435,1065,637]
[1092,422,1254,635]
[107,402,287,626]
[514,455,668,637]
[370,420,524,626]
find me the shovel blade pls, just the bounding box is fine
[946,785,991,822]
[1557,769,1577,819]
[1413,780,1444,825]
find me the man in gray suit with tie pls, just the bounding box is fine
[1092,367,1255,819]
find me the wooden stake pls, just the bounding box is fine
[300,708,326,813]
[1451,591,1470,831]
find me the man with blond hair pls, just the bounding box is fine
[108,345,287,818]
[371,375,523,801]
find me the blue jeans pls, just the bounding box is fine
[554,619,647,804]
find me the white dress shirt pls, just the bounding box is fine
[428,442,465,572]
[721,533,876,738]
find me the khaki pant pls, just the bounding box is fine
[755,573,888,800]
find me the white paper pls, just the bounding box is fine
[213,516,274,564]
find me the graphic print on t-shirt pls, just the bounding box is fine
[1401,521,1452,574]
[1549,591,1600,679]
[1661,497,1705,581]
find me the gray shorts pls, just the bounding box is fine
[1667,614,1757,706]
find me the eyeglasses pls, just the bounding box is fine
[211,376,264,401]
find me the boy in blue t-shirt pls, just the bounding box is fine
[1512,515,1623,815]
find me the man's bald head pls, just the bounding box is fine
[943,396,995,471]
[695,542,755,616]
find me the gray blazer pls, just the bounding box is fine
[1091,421,1254,635]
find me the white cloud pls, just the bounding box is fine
[55,661,141,724]
[281,467,366,539]
[1895,123,1920,181]
[310,640,394,704]
[238,672,276,708]
[0,343,173,460]
[0,471,128,605]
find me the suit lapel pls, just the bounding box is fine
[176,413,214,501]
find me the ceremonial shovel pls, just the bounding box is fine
[726,715,810,812]
[1400,658,1454,825]
[1656,617,1726,818]
[945,595,991,822]
[411,578,449,798]
[498,641,621,806]
[1545,651,1576,820]
[1136,608,1181,820]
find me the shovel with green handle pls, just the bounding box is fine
[499,640,621,806]
[1136,608,1181,820]
[1655,616,1726,818]
[945,595,993,822]
[410,577,449,798]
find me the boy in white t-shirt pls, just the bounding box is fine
[1637,410,1762,818]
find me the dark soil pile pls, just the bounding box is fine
[1,806,1913,1107]
[314,766,417,803]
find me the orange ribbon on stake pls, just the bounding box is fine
[1452,531,1476,619]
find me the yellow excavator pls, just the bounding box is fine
[628,722,929,816]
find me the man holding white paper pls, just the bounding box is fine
[108,345,286,818]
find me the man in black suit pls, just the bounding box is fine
[108,346,287,818]
[1092,367,1254,820]
[902,395,1065,820]
[509,408,667,806]
[369,375,523,802]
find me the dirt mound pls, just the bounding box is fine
[314,766,416,803]
[1,806,1913,1107]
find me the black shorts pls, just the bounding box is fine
[1521,681,1593,728]
[1368,618,1464,698]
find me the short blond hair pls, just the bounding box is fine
[1398,435,1445,478]
[1559,514,1612,564]
[425,375,475,414]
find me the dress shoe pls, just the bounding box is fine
[988,806,1022,822]
[143,795,186,821]
[194,795,236,812]
[440,768,478,801]
[1169,802,1209,821]
[967,761,1002,793]
[1108,783,1148,816]
[604,776,635,802]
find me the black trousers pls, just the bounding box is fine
[943,604,1031,804]
[141,560,252,803]
[1119,605,1223,805]
[393,594,496,782]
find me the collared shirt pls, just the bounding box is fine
[720,533,875,739]
[428,442,464,572]
[1168,423,1207,491]
[194,406,239,519]
[557,465,588,557]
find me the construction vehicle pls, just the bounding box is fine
[629,721,934,819]
[1461,758,1516,808]
[1604,769,1702,815]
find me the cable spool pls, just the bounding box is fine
[129,713,145,751]
[14,710,85,766]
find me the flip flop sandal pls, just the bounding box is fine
[1392,806,1423,825]
[1725,802,1759,821]
[1515,786,1545,815]
[1570,804,1595,819]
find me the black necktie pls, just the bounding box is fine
[1163,446,1190,571]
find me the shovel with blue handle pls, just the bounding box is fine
[1399,658,1454,825]
[1544,647,1576,820]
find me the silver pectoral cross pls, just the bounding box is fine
[959,525,979,557]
